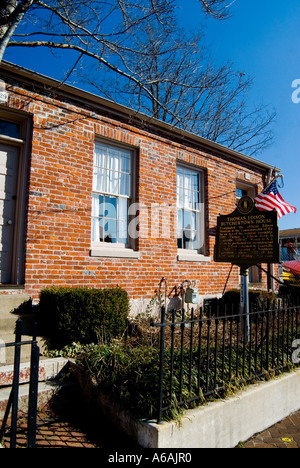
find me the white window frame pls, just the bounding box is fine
[90,140,139,258]
[177,164,210,263]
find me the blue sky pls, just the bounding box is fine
[3,0,300,231]
[177,0,300,231]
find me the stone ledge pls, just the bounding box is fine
[0,357,68,386]
[0,381,61,419]
[71,361,300,448]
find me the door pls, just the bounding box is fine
[0,144,19,284]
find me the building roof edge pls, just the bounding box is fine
[0,60,280,173]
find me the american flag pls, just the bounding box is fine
[254,181,297,219]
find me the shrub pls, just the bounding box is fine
[80,342,161,420]
[205,288,278,315]
[38,286,129,348]
[278,285,300,302]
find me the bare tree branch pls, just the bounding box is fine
[0,0,274,156]
[87,23,275,156]
[197,0,237,20]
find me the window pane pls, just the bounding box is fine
[190,211,197,230]
[183,210,192,229]
[120,173,130,196]
[118,197,128,222]
[105,195,117,219]
[0,120,20,139]
[177,210,183,248]
[91,218,99,242]
[118,198,128,243]
[192,172,199,191]
[98,218,105,242]
[93,167,106,192]
[108,149,119,171]
[183,228,199,250]
[184,170,192,192]
[92,193,100,217]
[118,220,128,244]
[177,168,184,208]
[120,152,131,173]
[107,170,119,194]
[193,191,199,210]
[105,218,117,243]
[177,186,183,208]
[94,145,106,168]
[184,190,194,210]
[177,167,184,188]
[91,194,103,242]
[236,188,247,198]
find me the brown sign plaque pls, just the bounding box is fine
[214,196,280,266]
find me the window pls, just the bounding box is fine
[236,187,248,199]
[177,165,205,253]
[0,119,21,139]
[91,142,133,248]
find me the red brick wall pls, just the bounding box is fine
[2,76,277,304]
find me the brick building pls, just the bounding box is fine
[0,61,279,310]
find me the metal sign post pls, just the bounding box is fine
[240,265,250,343]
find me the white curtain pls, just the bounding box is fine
[92,143,131,244]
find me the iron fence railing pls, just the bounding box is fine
[152,300,300,423]
[0,319,40,448]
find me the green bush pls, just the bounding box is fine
[278,285,300,302]
[205,288,278,315]
[38,286,129,348]
[81,342,161,420]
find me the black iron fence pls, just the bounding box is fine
[152,300,300,423]
[0,319,40,448]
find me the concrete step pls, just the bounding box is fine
[0,357,68,387]
[0,357,69,419]
[0,381,62,419]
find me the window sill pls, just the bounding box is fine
[177,252,211,263]
[90,248,140,259]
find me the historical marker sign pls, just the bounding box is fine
[214,196,280,266]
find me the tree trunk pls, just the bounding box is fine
[0,0,34,63]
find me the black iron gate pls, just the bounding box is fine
[0,318,40,448]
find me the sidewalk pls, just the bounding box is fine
[2,409,100,448]
[1,384,141,449]
[1,373,300,449]
[241,409,300,448]
[2,406,300,448]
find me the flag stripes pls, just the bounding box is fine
[254,181,297,219]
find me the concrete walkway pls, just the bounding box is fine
[242,409,300,448]
[1,384,141,449]
[1,357,299,449]
[2,404,300,449]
